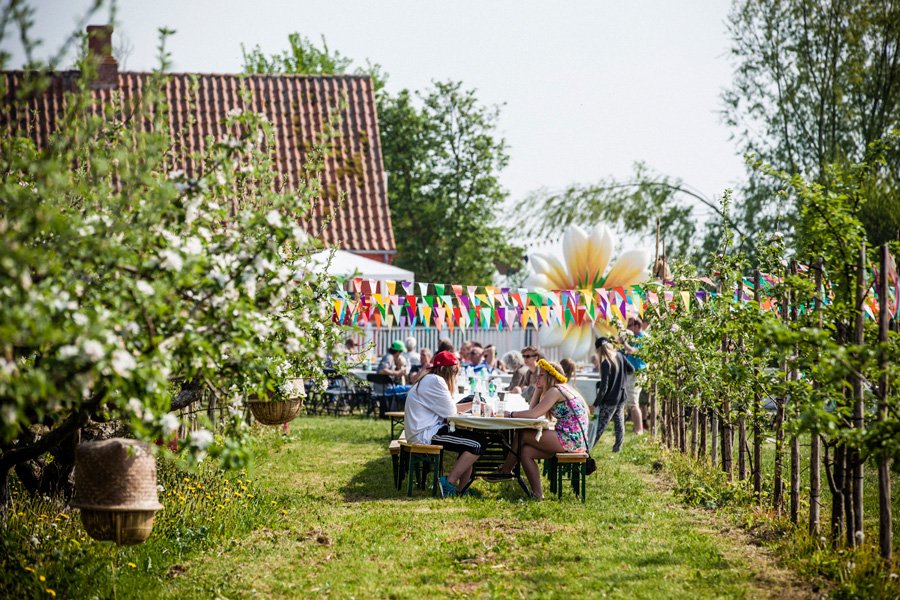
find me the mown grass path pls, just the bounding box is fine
[148,417,812,599]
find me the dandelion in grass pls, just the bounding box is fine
[526,223,649,360]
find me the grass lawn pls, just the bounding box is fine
[112,416,807,599]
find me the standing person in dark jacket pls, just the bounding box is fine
[589,336,633,451]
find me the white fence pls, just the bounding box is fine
[353,326,564,363]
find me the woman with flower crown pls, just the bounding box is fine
[485,359,590,499]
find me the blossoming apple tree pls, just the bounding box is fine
[0,37,348,504]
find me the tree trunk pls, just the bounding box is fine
[825,441,845,547]
[809,258,824,538]
[679,400,687,454]
[844,445,855,547]
[710,409,718,469]
[877,245,892,560]
[672,400,681,450]
[650,383,658,442]
[690,405,698,459]
[699,407,707,459]
[773,397,785,516]
[0,409,91,507]
[789,261,800,525]
[662,395,670,448]
[721,333,733,481]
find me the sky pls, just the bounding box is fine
[7,0,747,250]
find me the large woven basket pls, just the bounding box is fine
[248,397,304,425]
[71,438,162,545]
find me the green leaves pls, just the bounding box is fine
[385,80,520,284]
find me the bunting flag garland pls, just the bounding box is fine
[332,264,899,330]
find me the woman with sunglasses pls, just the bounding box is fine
[508,346,540,395]
[486,359,590,500]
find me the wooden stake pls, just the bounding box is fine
[773,266,788,516]
[753,269,763,502]
[877,244,892,560]
[790,260,800,525]
[851,243,866,544]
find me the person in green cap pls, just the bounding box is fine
[377,340,409,384]
[376,340,411,415]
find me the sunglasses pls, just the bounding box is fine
[523,354,537,359]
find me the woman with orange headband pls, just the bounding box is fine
[486,359,590,499]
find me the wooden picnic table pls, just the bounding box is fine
[447,415,549,497]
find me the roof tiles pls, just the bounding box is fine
[1,71,395,254]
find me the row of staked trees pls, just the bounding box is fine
[640,146,899,566]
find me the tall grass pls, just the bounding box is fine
[651,436,900,599]
[0,431,291,599]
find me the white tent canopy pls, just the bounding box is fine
[310,249,414,282]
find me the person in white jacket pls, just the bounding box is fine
[404,351,482,497]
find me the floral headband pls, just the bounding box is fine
[537,358,568,384]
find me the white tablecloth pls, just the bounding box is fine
[447,415,549,440]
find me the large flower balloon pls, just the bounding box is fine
[525,224,649,360]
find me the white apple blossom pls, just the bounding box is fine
[189,429,214,450]
[265,210,282,227]
[126,397,144,419]
[58,345,79,360]
[82,340,105,362]
[136,280,154,296]
[2,404,16,425]
[160,413,180,436]
[159,249,184,272]
[182,236,203,256]
[111,349,137,376]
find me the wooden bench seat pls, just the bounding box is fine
[546,452,589,502]
[398,442,444,496]
[555,452,588,464]
[399,441,442,455]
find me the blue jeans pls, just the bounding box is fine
[590,398,626,452]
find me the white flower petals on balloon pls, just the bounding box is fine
[526,223,650,360]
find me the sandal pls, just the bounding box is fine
[483,469,513,482]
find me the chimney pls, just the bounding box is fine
[86,25,118,89]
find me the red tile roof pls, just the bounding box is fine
[1,71,395,255]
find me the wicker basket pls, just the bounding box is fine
[80,509,158,546]
[71,438,162,545]
[248,397,304,425]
